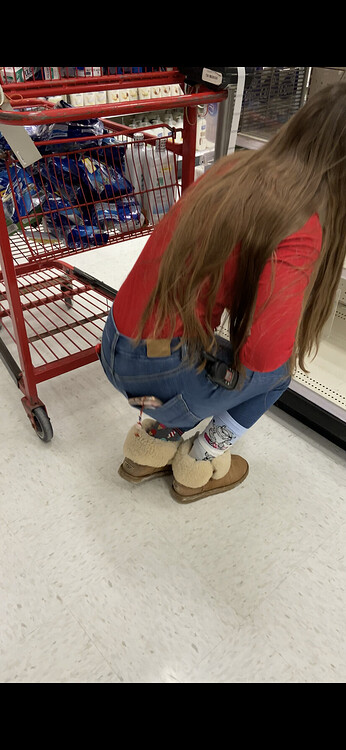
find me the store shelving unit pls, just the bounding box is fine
[277,272,346,450]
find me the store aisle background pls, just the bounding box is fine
[0,237,345,683]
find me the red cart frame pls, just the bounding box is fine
[0,68,227,440]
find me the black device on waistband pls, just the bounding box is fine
[203,335,239,391]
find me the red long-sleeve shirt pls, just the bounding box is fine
[113,200,322,372]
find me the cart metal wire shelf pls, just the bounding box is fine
[0,68,227,441]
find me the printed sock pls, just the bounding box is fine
[189,413,247,460]
[147,421,183,442]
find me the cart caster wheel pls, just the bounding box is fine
[61,283,73,308]
[32,406,54,443]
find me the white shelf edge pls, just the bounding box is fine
[289,377,346,422]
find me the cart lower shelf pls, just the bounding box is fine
[0,261,116,440]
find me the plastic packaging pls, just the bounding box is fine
[163,112,176,142]
[42,194,108,249]
[39,155,86,206]
[2,165,45,224]
[93,197,144,233]
[137,115,150,130]
[40,152,131,206]
[142,139,177,224]
[123,134,146,208]
[78,155,133,200]
[205,102,219,148]
[0,167,9,195]
[35,113,104,147]
[196,106,207,150]
[174,110,184,144]
[94,138,126,170]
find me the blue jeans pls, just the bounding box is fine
[99,310,291,432]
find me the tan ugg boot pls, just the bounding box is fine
[171,438,249,503]
[118,418,183,484]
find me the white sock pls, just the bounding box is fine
[189,413,247,461]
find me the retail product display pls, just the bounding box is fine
[123,133,146,208]
[142,138,177,224]
[0,67,172,84]
[196,106,207,150]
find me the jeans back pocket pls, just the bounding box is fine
[143,393,200,430]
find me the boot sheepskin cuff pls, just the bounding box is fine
[172,439,231,489]
[123,418,182,468]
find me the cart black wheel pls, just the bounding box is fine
[32,406,54,442]
[61,283,73,308]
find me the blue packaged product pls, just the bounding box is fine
[39,155,87,205]
[0,167,10,195]
[42,194,108,250]
[35,117,104,144]
[78,156,134,200]
[2,164,45,224]
[116,67,143,74]
[33,103,105,154]
[93,197,144,233]
[92,138,126,170]
[0,133,11,153]
[39,153,133,211]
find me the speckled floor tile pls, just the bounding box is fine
[0,525,62,649]
[178,621,307,683]
[67,536,238,684]
[0,609,120,683]
[252,523,346,683]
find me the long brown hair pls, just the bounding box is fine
[137,82,346,374]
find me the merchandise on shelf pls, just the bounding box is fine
[76,67,102,77]
[1,164,45,226]
[142,138,177,224]
[196,106,207,150]
[3,66,35,82]
[123,133,146,208]
[41,194,109,249]
[93,198,145,233]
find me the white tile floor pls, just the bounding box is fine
[1,238,346,683]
